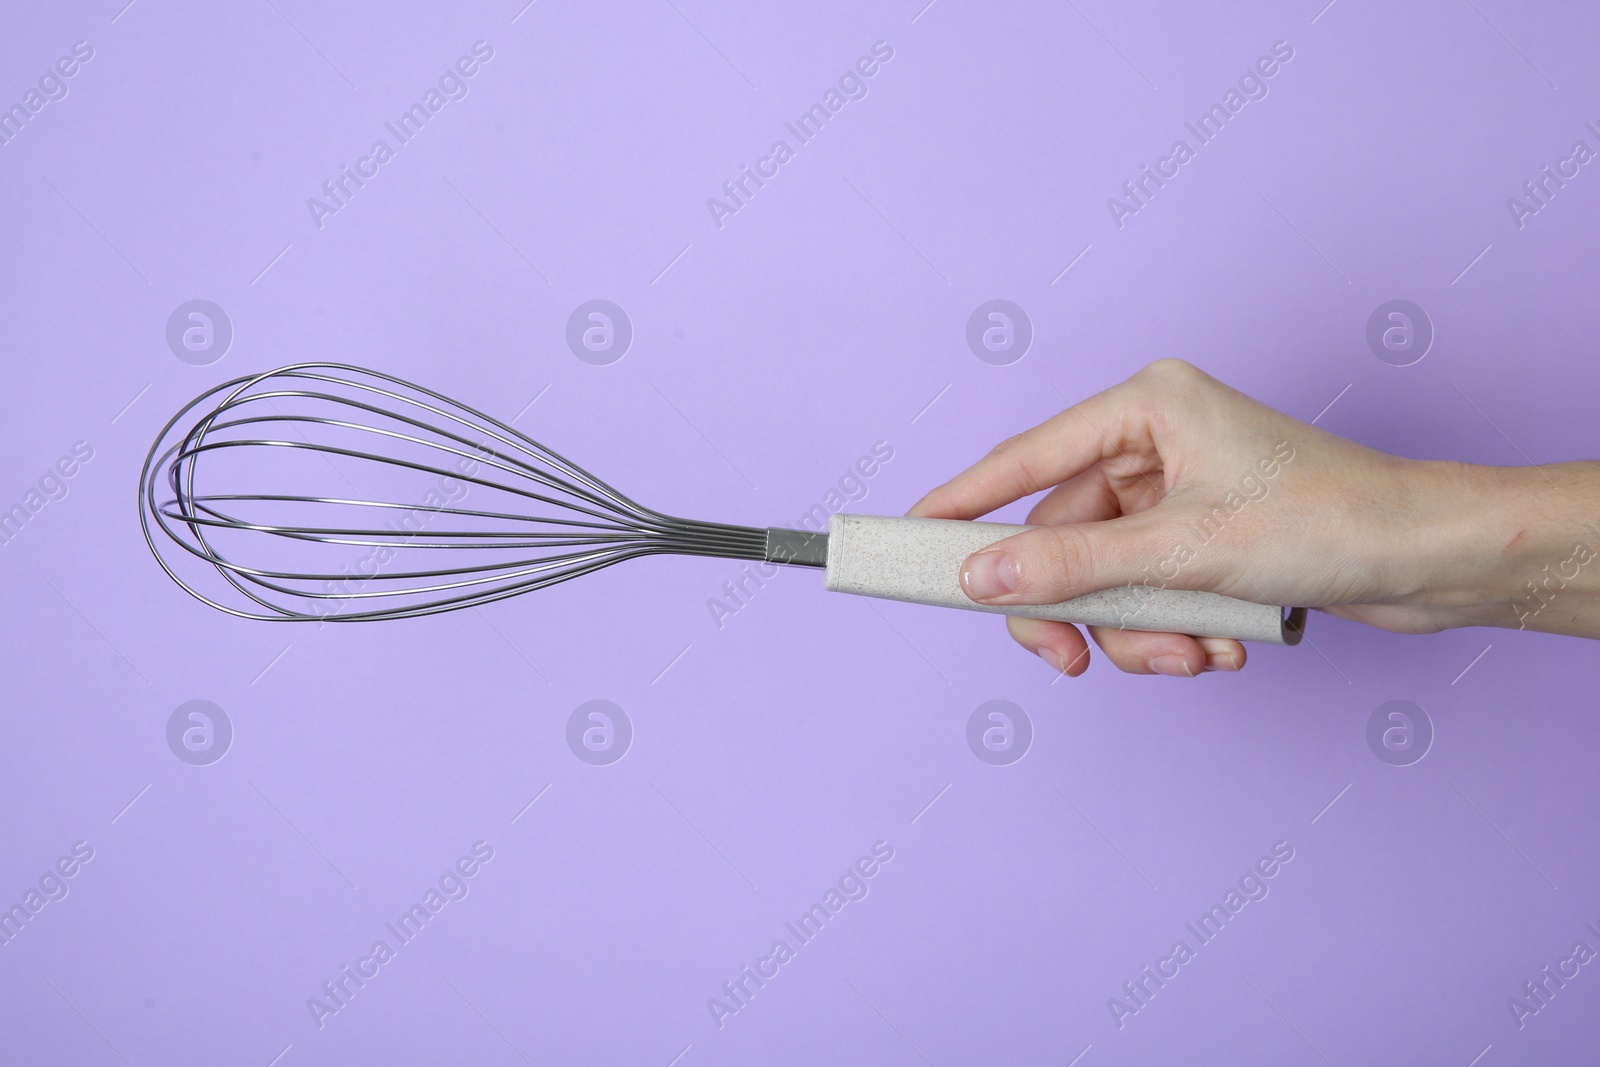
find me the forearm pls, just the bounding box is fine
[1414,460,1600,637]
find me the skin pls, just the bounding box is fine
[907,359,1600,677]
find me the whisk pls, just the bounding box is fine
[138,363,1304,644]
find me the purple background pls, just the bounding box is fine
[3,0,1599,1063]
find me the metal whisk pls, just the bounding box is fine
[139,362,1304,644]
[139,363,828,622]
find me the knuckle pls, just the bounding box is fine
[1025,525,1097,594]
[987,433,1046,494]
[1133,358,1212,418]
[987,433,1025,460]
[1139,357,1198,382]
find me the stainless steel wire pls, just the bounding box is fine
[138,363,772,622]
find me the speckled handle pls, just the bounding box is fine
[823,514,1304,645]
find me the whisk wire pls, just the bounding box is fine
[140,363,778,622]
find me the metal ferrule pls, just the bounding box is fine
[763,527,828,568]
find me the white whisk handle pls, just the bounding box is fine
[822,514,1305,646]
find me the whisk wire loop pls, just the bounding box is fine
[139,363,772,622]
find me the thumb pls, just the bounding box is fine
[958,516,1190,606]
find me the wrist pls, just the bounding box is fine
[1412,461,1600,634]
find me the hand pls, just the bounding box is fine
[907,359,1600,676]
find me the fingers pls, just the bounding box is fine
[958,512,1181,606]
[909,360,1272,679]
[1196,637,1247,672]
[1086,627,1204,675]
[1005,616,1092,677]
[1087,628,1247,675]
[1007,617,1247,677]
[906,378,1143,520]
[1024,468,1122,527]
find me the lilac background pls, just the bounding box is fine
[3,0,1599,1063]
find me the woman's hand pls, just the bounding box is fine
[907,359,1600,677]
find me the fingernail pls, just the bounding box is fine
[1196,638,1242,673]
[962,551,1019,600]
[1149,655,1194,677]
[1037,646,1064,673]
